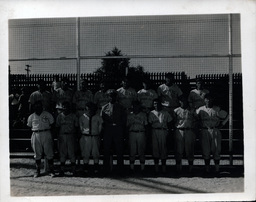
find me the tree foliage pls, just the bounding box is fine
[95,47,130,76]
[95,47,149,91]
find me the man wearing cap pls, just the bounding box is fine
[126,101,148,173]
[73,79,93,118]
[157,73,183,115]
[27,100,55,178]
[174,96,197,174]
[117,77,137,113]
[29,80,52,113]
[52,77,74,115]
[188,78,209,109]
[137,79,158,114]
[101,89,126,176]
[196,94,229,174]
[56,101,78,176]
[79,102,103,175]
[148,98,173,174]
[94,79,111,113]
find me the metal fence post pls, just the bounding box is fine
[76,17,81,91]
[228,14,233,166]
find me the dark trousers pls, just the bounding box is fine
[103,125,124,172]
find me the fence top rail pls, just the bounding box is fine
[9,54,242,62]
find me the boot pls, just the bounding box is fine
[204,159,211,174]
[176,160,182,173]
[162,159,167,173]
[94,163,99,174]
[130,160,135,174]
[154,158,159,175]
[59,162,65,177]
[71,162,77,176]
[48,159,55,177]
[140,164,145,172]
[83,163,89,174]
[34,160,41,178]
[214,159,220,173]
[188,160,194,173]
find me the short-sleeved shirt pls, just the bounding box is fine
[117,87,137,109]
[29,90,52,111]
[56,112,78,135]
[52,88,74,109]
[188,88,209,109]
[174,107,196,129]
[72,90,93,110]
[148,110,172,129]
[196,105,228,128]
[79,113,103,136]
[157,84,183,108]
[27,111,54,131]
[137,89,158,108]
[127,112,148,131]
[94,90,110,108]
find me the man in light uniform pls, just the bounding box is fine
[94,80,110,113]
[174,96,197,174]
[157,73,183,115]
[148,99,173,174]
[79,102,103,174]
[56,101,78,176]
[188,78,209,109]
[52,77,74,115]
[117,77,137,113]
[73,79,93,118]
[29,80,52,113]
[127,101,148,173]
[196,94,229,174]
[27,101,55,178]
[137,79,158,114]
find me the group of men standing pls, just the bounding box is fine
[26,73,229,178]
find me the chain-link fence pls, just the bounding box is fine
[9,14,242,164]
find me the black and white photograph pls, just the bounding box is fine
[1,1,256,202]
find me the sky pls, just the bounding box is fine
[8,14,241,78]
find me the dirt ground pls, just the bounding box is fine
[8,158,244,197]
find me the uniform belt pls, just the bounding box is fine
[152,128,168,130]
[32,129,50,133]
[82,134,99,137]
[129,130,145,133]
[176,128,192,130]
[105,123,119,126]
[63,132,75,135]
